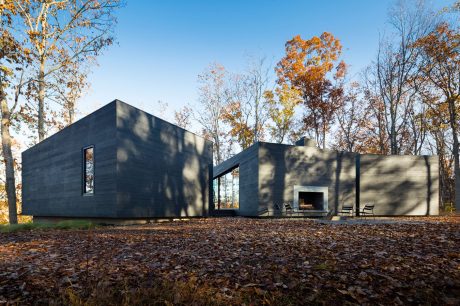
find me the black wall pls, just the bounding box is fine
[115,101,213,218]
[258,143,357,215]
[22,100,213,219]
[22,102,117,217]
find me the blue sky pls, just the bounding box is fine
[78,0,453,122]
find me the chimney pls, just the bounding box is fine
[295,137,317,147]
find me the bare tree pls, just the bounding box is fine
[372,0,437,154]
[246,56,271,143]
[174,105,193,130]
[222,57,271,149]
[334,82,371,153]
[50,60,90,126]
[196,63,230,165]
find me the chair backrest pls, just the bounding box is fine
[284,202,294,210]
[342,204,353,210]
[362,204,374,211]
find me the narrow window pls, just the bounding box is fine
[83,146,94,194]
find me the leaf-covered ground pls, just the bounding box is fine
[0,217,459,305]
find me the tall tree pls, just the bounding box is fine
[334,82,371,153]
[423,93,455,209]
[415,23,460,211]
[276,33,346,149]
[371,0,436,154]
[15,0,122,141]
[196,63,230,165]
[51,60,90,126]
[222,57,270,149]
[0,0,28,224]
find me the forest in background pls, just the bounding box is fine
[0,0,459,223]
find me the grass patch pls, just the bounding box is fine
[0,220,94,233]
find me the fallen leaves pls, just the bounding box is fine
[0,216,459,305]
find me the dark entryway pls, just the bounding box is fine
[298,192,324,210]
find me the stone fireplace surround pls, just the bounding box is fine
[293,185,329,212]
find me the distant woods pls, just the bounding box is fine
[0,0,458,224]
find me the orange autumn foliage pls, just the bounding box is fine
[276,33,346,148]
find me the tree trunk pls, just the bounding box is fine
[38,56,46,141]
[0,94,18,224]
[448,99,460,212]
[68,101,75,125]
[390,112,397,155]
[322,125,326,149]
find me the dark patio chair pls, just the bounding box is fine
[283,202,296,216]
[361,204,375,219]
[272,202,298,216]
[339,204,354,217]
[258,207,269,217]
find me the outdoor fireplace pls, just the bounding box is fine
[298,192,323,210]
[293,186,328,212]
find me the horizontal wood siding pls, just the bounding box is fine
[115,101,213,218]
[22,102,117,217]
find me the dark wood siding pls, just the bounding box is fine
[22,102,117,217]
[115,101,213,218]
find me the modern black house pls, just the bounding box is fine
[212,138,439,217]
[22,100,439,222]
[22,100,213,222]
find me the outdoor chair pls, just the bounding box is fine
[283,202,297,216]
[360,204,375,219]
[273,202,298,216]
[258,207,269,217]
[338,204,354,217]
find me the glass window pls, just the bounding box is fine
[83,146,94,194]
[213,166,239,209]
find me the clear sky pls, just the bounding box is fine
[78,0,453,123]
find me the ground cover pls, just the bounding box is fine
[0,217,458,305]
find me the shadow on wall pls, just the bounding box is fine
[258,143,356,215]
[115,103,212,218]
[359,155,439,216]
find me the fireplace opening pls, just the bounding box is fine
[298,192,324,210]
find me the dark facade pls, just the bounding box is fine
[213,139,439,216]
[22,100,213,220]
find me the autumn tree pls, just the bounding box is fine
[415,23,460,211]
[276,33,346,149]
[264,84,302,144]
[423,93,455,208]
[14,0,122,141]
[0,0,29,224]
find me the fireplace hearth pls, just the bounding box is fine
[293,186,328,212]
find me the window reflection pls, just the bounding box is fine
[83,146,94,194]
[213,167,239,209]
